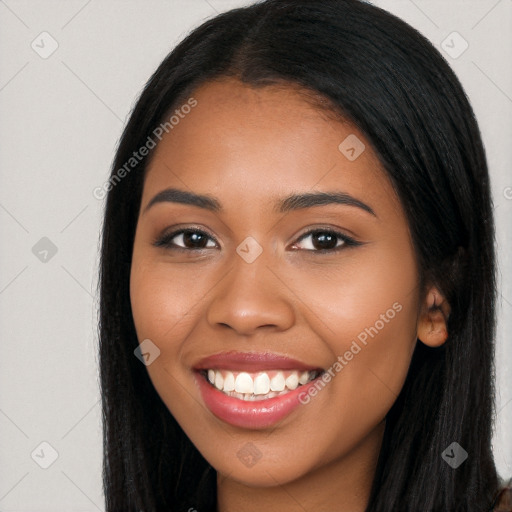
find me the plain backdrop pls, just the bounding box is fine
[0,0,511,509]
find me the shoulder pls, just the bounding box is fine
[492,477,512,512]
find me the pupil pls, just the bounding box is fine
[184,231,207,248]
[313,232,337,250]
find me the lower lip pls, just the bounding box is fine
[195,371,320,429]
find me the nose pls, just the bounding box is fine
[205,250,296,335]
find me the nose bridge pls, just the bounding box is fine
[205,243,295,333]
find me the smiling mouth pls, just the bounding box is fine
[200,368,324,401]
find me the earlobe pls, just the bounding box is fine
[417,287,451,348]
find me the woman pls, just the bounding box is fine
[98,0,511,510]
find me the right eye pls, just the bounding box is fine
[153,228,218,251]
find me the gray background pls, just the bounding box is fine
[0,0,510,509]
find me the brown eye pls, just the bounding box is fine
[292,229,361,252]
[154,229,218,250]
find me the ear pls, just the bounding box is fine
[417,286,451,347]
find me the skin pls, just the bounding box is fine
[130,78,450,512]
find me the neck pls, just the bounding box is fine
[217,420,384,512]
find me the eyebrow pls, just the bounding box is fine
[143,187,376,216]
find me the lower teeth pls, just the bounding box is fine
[222,389,291,401]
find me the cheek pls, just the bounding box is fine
[129,260,207,413]
[285,244,420,422]
[264,265,419,479]
[281,241,419,351]
[130,258,209,348]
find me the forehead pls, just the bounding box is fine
[142,78,400,218]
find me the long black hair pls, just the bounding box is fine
[98,1,501,510]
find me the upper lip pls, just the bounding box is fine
[193,351,323,372]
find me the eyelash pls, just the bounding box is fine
[153,226,362,254]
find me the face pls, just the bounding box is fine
[130,78,423,488]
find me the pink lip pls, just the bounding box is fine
[193,350,322,372]
[193,351,325,429]
[195,371,322,429]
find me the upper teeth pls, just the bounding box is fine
[206,369,316,399]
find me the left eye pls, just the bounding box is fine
[291,229,358,252]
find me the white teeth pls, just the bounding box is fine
[205,369,319,399]
[235,372,254,394]
[223,371,235,392]
[270,372,286,392]
[285,372,299,390]
[253,373,270,395]
[299,371,309,385]
[214,371,224,391]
